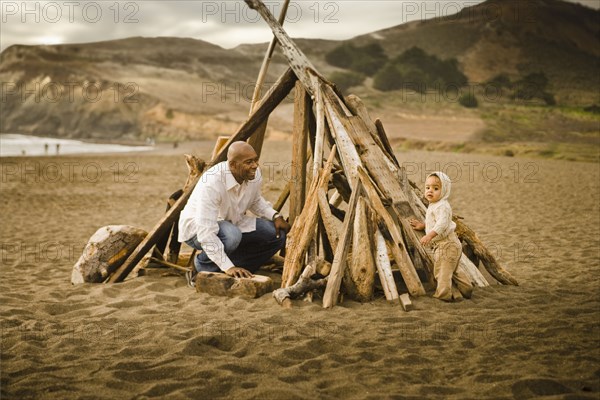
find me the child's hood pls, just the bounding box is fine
[427,171,452,201]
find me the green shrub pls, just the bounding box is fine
[325,43,388,76]
[373,46,467,93]
[459,93,478,108]
[330,71,365,92]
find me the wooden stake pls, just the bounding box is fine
[454,218,519,285]
[290,81,309,226]
[345,197,376,302]
[323,178,363,308]
[317,187,340,250]
[374,229,400,303]
[281,145,337,287]
[358,167,426,296]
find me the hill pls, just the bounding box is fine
[0,0,598,160]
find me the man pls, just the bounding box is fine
[178,141,290,280]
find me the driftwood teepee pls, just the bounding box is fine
[107,0,518,310]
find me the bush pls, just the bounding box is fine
[513,72,555,105]
[325,43,388,76]
[373,46,467,93]
[459,93,478,108]
[329,71,365,92]
[487,73,512,89]
[372,64,404,91]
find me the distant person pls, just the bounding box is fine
[178,141,290,284]
[44,143,49,155]
[55,143,60,155]
[410,171,473,301]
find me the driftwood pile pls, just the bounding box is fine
[100,0,517,310]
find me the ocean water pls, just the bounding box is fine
[0,134,154,157]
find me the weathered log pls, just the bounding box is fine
[323,178,362,308]
[454,218,519,286]
[345,94,398,169]
[71,225,148,284]
[458,254,490,287]
[374,229,400,303]
[281,146,337,287]
[317,187,340,250]
[344,197,376,302]
[358,167,426,296]
[273,264,327,307]
[312,83,326,176]
[374,119,400,167]
[273,181,291,212]
[211,136,230,161]
[399,293,414,311]
[290,81,310,225]
[196,272,273,299]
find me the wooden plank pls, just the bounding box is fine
[374,119,400,167]
[346,197,376,302]
[374,229,399,303]
[357,167,426,296]
[316,187,339,250]
[323,94,362,187]
[312,84,326,176]
[323,179,363,308]
[399,293,414,311]
[458,254,490,287]
[454,218,519,285]
[211,136,230,161]
[289,81,310,226]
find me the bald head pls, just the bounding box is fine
[227,141,259,183]
[227,141,256,162]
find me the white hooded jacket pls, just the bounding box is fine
[425,171,456,243]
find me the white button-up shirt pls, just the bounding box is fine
[178,161,277,271]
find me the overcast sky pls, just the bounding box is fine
[1,0,598,52]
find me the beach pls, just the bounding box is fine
[1,140,599,399]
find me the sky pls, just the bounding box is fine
[0,0,598,52]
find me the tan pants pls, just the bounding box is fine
[432,232,473,301]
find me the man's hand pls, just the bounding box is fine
[409,218,425,231]
[274,216,291,238]
[225,267,253,278]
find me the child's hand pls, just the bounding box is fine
[409,218,425,231]
[420,235,432,246]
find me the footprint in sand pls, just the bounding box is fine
[511,378,573,399]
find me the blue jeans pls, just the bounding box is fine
[185,219,286,273]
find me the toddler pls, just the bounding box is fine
[410,171,473,301]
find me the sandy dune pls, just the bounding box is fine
[1,141,598,399]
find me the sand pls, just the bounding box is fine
[1,140,599,400]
